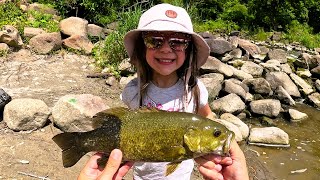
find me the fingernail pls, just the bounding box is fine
[111,149,121,160]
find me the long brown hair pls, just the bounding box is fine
[130,33,201,113]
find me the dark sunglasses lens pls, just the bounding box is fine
[144,37,164,49]
[169,39,189,51]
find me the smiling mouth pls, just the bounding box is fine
[156,58,174,63]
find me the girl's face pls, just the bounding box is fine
[143,31,191,77]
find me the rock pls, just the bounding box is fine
[308,93,320,107]
[0,25,23,47]
[250,99,281,117]
[288,109,308,121]
[268,49,287,63]
[52,94,109,132]
[280,63,293,74]
[274,86,295,105]
[243,78,272,95]
[88,24,105,38]
[289,73,314,95]
[296,69,312,78]
[200,73,224,99]
[120,75,136,87]
[62,35,94,54]
[230,66,253,80]
[248,127,289,146]
[59,17,88,36]
[238,38,261,58]
[3,98,50,131]
[223,80,246,99]
[0,43,9,53]
[220,113,249,139]
[211,93,245,114]
[213,119,243,142]
[315,79,320,92]
[266,72,301,97]
[229,48,242,59]
[29,32,62,54]
[241,61,264,77]
[24,27,46,38]
[260,116,275,126]
[311,65,320,76]
[208,38,233,55]
[202,56,233,77]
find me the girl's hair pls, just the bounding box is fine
[130,33,201,113]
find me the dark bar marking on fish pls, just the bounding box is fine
[52,115,122,167]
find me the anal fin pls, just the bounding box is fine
[165,162,181,176]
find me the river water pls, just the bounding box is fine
[244,103,320,179]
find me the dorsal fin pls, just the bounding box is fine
[99,107,130,117]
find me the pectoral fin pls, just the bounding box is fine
[183,128,200,152]
[166,162,181,176]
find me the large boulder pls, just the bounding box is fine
[52,94,109,132]
[3,98,50,131]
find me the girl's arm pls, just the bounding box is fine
[197,103,215,120]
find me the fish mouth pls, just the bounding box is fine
[222,132,234,156]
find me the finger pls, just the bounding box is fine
[197,154,222,163]
[198,165,224,180]
[113,161,134,180]
[218,156,233,166]
[98,149,123,180]
[78,153,104,180]
[194,156,217,170]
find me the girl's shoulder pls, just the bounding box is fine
[121,78,139,108]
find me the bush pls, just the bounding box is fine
[92,6,143,76]
[0,2,59,34]
[284,20,320,49]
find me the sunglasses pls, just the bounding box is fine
[142,32,191,51]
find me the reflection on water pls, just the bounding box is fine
[246,103,320,179]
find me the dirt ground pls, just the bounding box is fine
[0,49,270,180]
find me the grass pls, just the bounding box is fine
[0,2,60,36]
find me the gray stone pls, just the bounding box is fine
[220,113,249,139]
[249,127,289,145]
[3,98,50,131]
[211,93,245,114]
[289,109,308,121]
[250,99,281,117]
[52,94,109,132]
[266,72,301,97]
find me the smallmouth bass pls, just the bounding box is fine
[53,107,234,175]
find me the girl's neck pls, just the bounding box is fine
[151,73,179,88]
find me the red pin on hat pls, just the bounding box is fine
[165,10,177,18]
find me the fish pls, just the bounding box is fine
[52,107,234,176]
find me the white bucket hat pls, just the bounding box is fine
[124,3,210,67]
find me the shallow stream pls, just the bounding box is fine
[245,103,320,179]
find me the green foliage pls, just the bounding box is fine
[284,20,320,49]
[251,28,273,42]
[0,2,27,32]
[25,10,60,32]
[92,6,143,75]
[0,2,59,34]
[194,19,239,34]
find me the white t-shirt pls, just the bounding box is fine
[121,78,208,180]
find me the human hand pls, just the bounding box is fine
[195,140,249,180]
[78,149,134,180]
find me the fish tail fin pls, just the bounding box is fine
[52,132,87,167]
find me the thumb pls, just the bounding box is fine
[97,149,123,180]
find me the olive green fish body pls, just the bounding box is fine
[52,107,234,168]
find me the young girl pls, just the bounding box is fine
[121,3,214,180]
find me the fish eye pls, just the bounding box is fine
[213,130,221,137]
